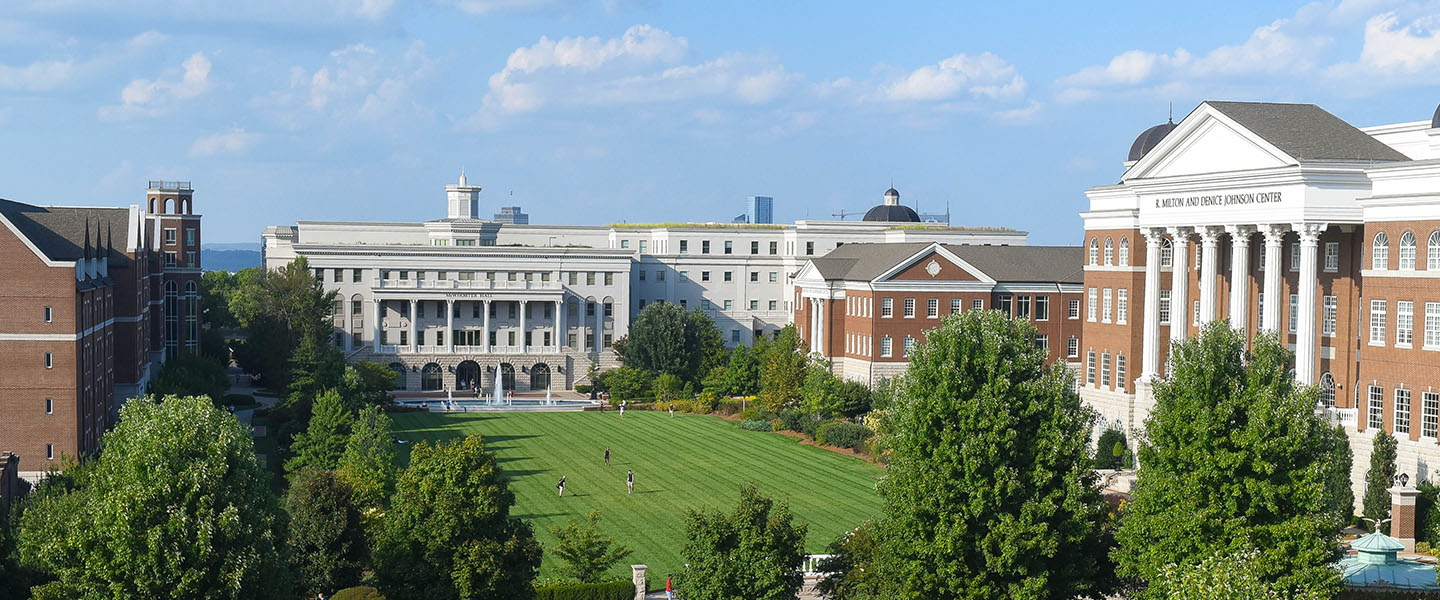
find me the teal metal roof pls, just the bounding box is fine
[1341,532,1440,590]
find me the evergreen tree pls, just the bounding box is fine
[1112,323,1352,598]
[723,343,761,396]
[286,469,367,596]
[874,309,1109,600]
[758,325,808,413]
[286,390,353,475]
[548,510,633,583]
[676,484,807,600]
[1363,430,1399,533]
[373,435,541,600]
[336,406,398,512]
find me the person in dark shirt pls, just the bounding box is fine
[604,447,610,466]
[557,476,566,497]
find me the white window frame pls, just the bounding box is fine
[1118,238,1130,266]
[1088,238,1099,265]
[1100,352,1111,387]
[1324,242,1339,272]
[1289,294,1299,334]
[1423,391,1439,439]
[1400,232,1417,270]
[1322,296,1337,337]
[951,298,962,314]
[1116,354,1127,392]
[1369,385,1384,430]
[1370,300,1388,346]
[1104,238,1114,266]
[1117,289,1128,325]
[1373,232,1389,270]
[902,336,915,357]
[1398,300,1414,347]
[1086,351,1096,386]
[1396,388,1412,435]
[1429,231,1440,270]
[1101,288,1112,324]
[881,298,893,318]
[1159,290,1171,325]
[926,298,939,318]
[1426,302,1440,350]
[1035,295,1050,321]
[1192,300,1200,326]
[880,336,892,357]
[1068,299,1080,319]
[1067,337,1079,358]
[903,298,915,318]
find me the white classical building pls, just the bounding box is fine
[262,176,1027,393]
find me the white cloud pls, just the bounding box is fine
[189,129,260,157]
[260,41,434,126]
[0,57,77,91]
[436,0,561,15]
[100,52,212,119]
[881,52,1026,103]
[483,24,688,115]
[1357,11,1440,72]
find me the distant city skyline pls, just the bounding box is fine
[2,1,1440,244]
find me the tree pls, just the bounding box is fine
[758,325,808,413]
[230,258,337,390]
[342,362,400,407]
[336,406,398,512]
[654,373,684,404]
[1112,323,1352,598]
[1094,428,1130,470]
[619,303,725,387]
[676,484,807,600]
[1363,429,1399,533]
[1148,548,1330,600]
[286,469,367,596]
[600,366,651,403]
[285,389,353,475]
[816,521,884,600]
[17,396,291,599]
[373,435,542,600]
[150,352,230,403]
[723,343,761,397]
[548,510,634,583]
[875,310,1109,600]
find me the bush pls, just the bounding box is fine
[816,421,871,451]
[714,398,744,416]
[740,419,773,432]
[575,384,593,395]
[1093,428,1129,469]
[332,586,387,600]
[533,579,633,600]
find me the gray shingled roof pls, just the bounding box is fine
[1205,101,1410,162]
[0,199,128,262]
[810,242,1083,284]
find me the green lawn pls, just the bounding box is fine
[390,410,885,584]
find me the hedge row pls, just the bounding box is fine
[533,580,634,600]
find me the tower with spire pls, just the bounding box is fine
[445,169,483,219]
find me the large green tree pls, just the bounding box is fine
[874,309,1109,600]
[17,396,291,599]
[336,406,398,513]
[1363,429,1399,533]
[758,324,808,413]
[230,258,337,390]
[285,389,354,475]
[675,484,807,600]
[149,352,230,402]
[1113,322,1352,598]
[618,302,725,387]
[373,435,542,600]
[548,510,633,584]
[286,468,367,596]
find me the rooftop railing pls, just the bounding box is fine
[147,180,193,191]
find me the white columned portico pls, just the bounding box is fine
[1141,228,1165,377]
[1169,227,1191,343]
[1199,226,1223,325]
[1261,225,1286,333]
[482,300,491,353]
[446,299,455,353]
[555,299,563,353]
[1294,223,1325,386]
[518,300,527,354]
[408,299,418,352]
[1226,225,1254,332]
[372,299,381,352]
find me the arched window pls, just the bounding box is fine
[420,363,443,391]
[164,281,179,356]
[184,281,199,354]
[1118,238,1130,266]
[1103,238,1114,266]
[1319,373,1336,408]
[1159,238,1173,267]
[1400,232,1417,270]
[388,362,407,390]
[531,363,551,390]
[1373,232,1389,270]
[1429,231,1440,270]
[1089,238,1099,265]
[500,363,516,391]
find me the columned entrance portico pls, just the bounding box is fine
[1141,229,1164,377]
[1226,225,1255,332]
[1199,226,1222,325]
[1169,227,1191,344]
[1294,222,1326,386]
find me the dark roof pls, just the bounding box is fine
[884,187,900,197]
[1128,121,1176,161]
[862,204,920,222]
[808,242,1083,284]
[1432,103,1440,129]
[0,199,129,262]
[1204,101,1410,162]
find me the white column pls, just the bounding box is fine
[408,299,418,352]
[809,299,818,351]
[1199,226,1222,325]
[1261,225,1286,333]
[1294,223,1325,386]
[518,300,527,354]
[482,300,491,353]
[446,299,455,353]
[555,299,563,353]
[372,299,381,352]
[1141,229,1164,377]
[594,300,603,353]
[1169,227,1191,343]
[817,299,826,357]
[1226,225,1254,332]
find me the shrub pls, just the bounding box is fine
[779,410,825,439]
[714,398,744,416]
[332,586,387,600]
[740,419,773,432]
[533,579,633,600]
[1093,428,1129,469]
[575,384,593,395]
[770,418,784,432]
[816,421,870,451]
[223,393,256,407]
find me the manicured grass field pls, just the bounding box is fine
[389,410,885,584]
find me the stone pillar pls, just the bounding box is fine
[482,300,491,353]
[1169,227,1191,343]
[631,565,647,600]
[518,300,527,354]
[1226,225,1254,333]
[1141,229,1164,377]
[446,299,455,353]
[1199,226,1222,325]
[1294,223,1325,386]
[555,299,563,353]
[594,301,603,353]
[1391,485,1421,551]
[372,299,381,352]
[1261,225,1286,333]
[408,299,418,352]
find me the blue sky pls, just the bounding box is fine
[3,1,1440,245]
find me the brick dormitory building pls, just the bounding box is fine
[0,181,201,482]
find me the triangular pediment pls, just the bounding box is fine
[1124,105,1296,181]
[874,244,995,284]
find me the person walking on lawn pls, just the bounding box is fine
[604,447,610,466]
[556,475,566,497]
[668,402,674,418]
[626,469,634,495]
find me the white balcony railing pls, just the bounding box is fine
[376,279,562,291]
[802,554,835,575]
[1321,406,1358,427]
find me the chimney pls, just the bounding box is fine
[1389,476,1421,552]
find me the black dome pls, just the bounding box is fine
[1128,121,1177,162]
[884,187,900,197]
[862,204,920,222]
[1432,103,1440,129]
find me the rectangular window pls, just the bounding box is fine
[998,295,1013,315]
[1289,295,1300,334]
[723,271,732,282]
[586,272,596,285]
[639,240,647,253]
[701,299,711,310]
[1067,337,1079,358]
[881,336,893,357]
[927,298,939,318]
[902,337,915,357]
[43,306,52,323]
[1196,244,1203,269]
[1398,300,1414,347]
[165,252,177,267]
[701,271,710,282]
[749,300,759,311]
[185,228,196,245]
[1324,242,1339,272]
[903,298,915,317]
[806,241,814,255]
[769,300,777,310]
[1159,290,1171,324]
[1086,351,1096,385]
[45,397,53,414]
[1016,295,1031,319]
[973,298,983,311]
[164,228,176,244]
[951,298,963,314]
[770,241,777,255]
[352,268,362,283]
[639,270,646,281]
[750,271,759,282]
[881,298,893,317]
[1035,295,1049,320]
[1371,300,1388,346]
[657,270,665,282]
[724,241,733,254]
[1117,354,1127,392]
[1087,288,1097,322]
[1101,352,1111,387]
[605,272,614,286]
[1035,333,1049,353]
[1370,385,1385,429]
[731,329,741,343]
[1102,288,1113,323]
[1424,392,1439,439]
[1193,300,1200,326]
[620,239,630,249]
[724,300,733,310]
[1069,299,1080,319]
[45,352,52,369]
[1290,243,1301,271]
[1323,296,1337,336]
[1426,302,1440,349]
[702,240,711,254]
[751,241,759,254]
[46,444,53,461]
[1117,289,1128,324]
[1397,388,1412,434]
[679,240,688,253]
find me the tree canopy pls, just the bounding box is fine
[229,258,336,390]
[874,309,1110,600]
[618,302,725,388]
[336,405,398,513]
[548,510,633,584]
[1363,429,1398,533]
[676,484,807,600]
[285,468,367,596]
[1113,322,1352,598]
[285,389,353,475]
[758,324,808,413]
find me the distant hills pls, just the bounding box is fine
[202,243,261,272]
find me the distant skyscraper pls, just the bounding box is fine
[494,206,529,224]
[745,196,774,224]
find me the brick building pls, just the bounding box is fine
[792,241,1085,385]
[1079,100,1440,506]
[0,181,201,482]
